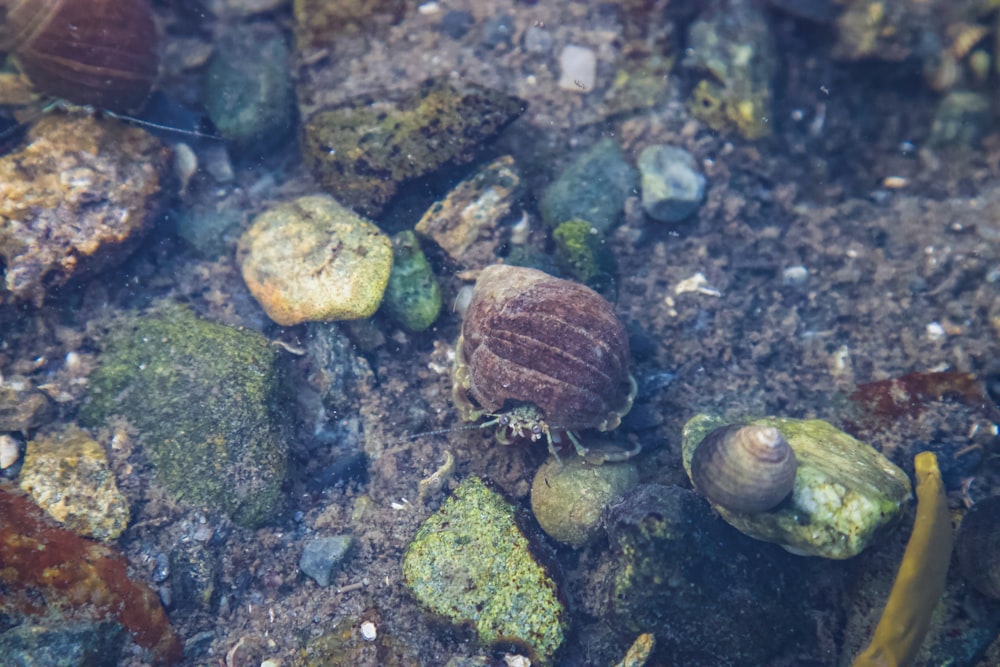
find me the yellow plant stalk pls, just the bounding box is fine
[853,451,953,667]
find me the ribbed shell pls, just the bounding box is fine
[956,495,1000,600]
[690,424,798,513]
[0,0,159,112]
[460,265,632,430]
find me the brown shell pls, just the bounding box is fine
[956,495,1000,600]
[460,264,632,430]
[690,424,798,513]
[0,0,159,112]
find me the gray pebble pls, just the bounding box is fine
[300,535,353,587]
[638,145,706,223]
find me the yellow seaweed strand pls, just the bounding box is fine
[852,451,953,667]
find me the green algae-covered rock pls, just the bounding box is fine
[552,219,617,295]
[238,195,393,326]
[402,477,566,665]
[603,483,810,664]
[302,79,525,217]
[682,414,912,559]
[382,231,441,332]
[530,456,638,548]
[540,138,637,232]
[80,305,287,527]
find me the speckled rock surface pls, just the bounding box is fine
[80,304,287,528]
[381,231,441,332]
[238,195,393,326]
[0,114,168,306]
[301,79,525,216]
[402,476,567,666]
[414,155,523,270]
[18,425,130,541]
[682,414,913,559]
[540,138,637,232]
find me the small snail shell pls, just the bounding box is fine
[955,496,1000,600]
[690,424,798,513]
[0,0,160,112]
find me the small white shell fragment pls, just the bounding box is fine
[504,655,531,667]
[360,621,377,641]
[0,435,20,469]
[674,272,722,297]
[558,45,596,92]
[926,321,946,341]
[782,265,809,286]
[173,142,198,194]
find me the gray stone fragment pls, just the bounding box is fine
[300,535,353,587]
[638,145,706,223]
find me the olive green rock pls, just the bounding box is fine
[238,195,393,326]
[530,456,638,548]
[402,477,567,666]
[19,425,130,541]
[552,219,617,295]
[302,79,525,217]
[382,231,441,332]
[80,304,287,528]
[682,414,912,559]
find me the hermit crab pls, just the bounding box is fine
[452,264,639,462]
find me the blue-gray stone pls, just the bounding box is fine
[0,621,124,667]
[540,138,638,232]
[203,24,294,155]
[300,535,353,587]
[638,145,706,223]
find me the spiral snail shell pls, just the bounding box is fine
[0,0,160,112]
[689,423,798,513]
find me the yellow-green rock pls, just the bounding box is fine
[682,414,912,559]
[19,425,129,541]
[530,456,638,548]
[238,195,393,326]
[402,477,566,665]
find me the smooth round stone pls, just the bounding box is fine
[531,456,639,548]
[638,145,706,223]
[238,195,393,326]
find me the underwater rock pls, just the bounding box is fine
[0,374,53,432]
[18,425,130,542]
[294,0,405,49]
[0,621,125,667]
[928,90,991,148]
[402,477,567,666]
[540,138,637,232]
[0,489,182,665]
[414,155,523,270]
[238,195,393,326]
[682,414,912,559]
[382,231,442,332]
[302,79,525,217]
[530,456,638,548]
[602,483,810,664]
[299,535,353,587]
[203,24,295,156]
[685,0,778,140]
[552,219,617,295]
[637,145,706,223]
[956,495,1000,600]
[80,304,287,528]
[0,114,168,306]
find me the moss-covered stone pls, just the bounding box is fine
[552,219,617,294]
[540,138,637,232]
[302,79,525,217]
[80,304,287,527]
[530,456,637,548]
[382,231,441,332]
[603,484,810,664]
[402,477,566,665]
[682,413,912,558]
